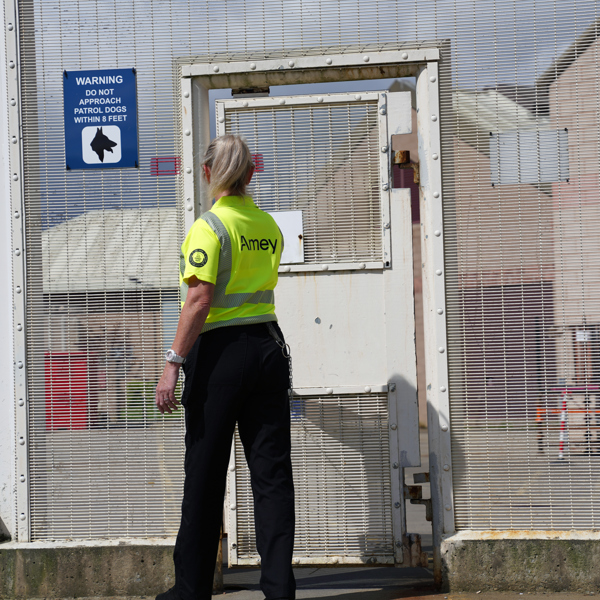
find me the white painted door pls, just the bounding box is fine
[217,91,420,566]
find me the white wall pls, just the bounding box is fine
[0,0,17,540]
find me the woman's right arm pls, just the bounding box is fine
[155,276,214,414]
[171,276,214,357]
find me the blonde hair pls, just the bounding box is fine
[201,134,254,198]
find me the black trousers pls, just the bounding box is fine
[173,322,296,600]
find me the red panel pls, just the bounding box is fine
[150,157,181,176]
[252,153,264,173]
[45,352,90,430]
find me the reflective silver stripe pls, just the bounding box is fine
[201,211,275,310]
[215,289,275,307]
[201,211,232,307]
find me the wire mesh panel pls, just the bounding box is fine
[220,91,413,564]
[15,0,600,541]
[27,208,186,539]
[440,13,600,530]
[223,98,382,264]
[19,2,187,540]
[233,393,394,562]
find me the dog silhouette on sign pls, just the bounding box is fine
[90,127,117,162]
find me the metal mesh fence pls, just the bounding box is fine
[233,393,394,562]
[224,98,382,264]
[438,11,600,530]
[12,0,600,538]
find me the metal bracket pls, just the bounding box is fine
[405,473,433,522]
[393,150,420,183]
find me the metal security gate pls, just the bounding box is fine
[443,19,600,532]
[216,92,422,565]
[5,0,599,584]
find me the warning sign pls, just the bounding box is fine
[63,68,138,170]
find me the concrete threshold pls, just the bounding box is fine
[0,539,176,598]
[0,541,437,599]
[3,534,600,598]
[7,592,600,600]
[442,531,600,593]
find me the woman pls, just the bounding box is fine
[155,135,296,600]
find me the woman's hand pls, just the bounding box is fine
[155,362,181,414]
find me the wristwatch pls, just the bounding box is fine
[165,349,186,364]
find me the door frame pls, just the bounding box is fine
[177,48,454,577]
[216,89,417,566]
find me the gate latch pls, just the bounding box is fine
[393,150,420,183]
[404,472,432,522]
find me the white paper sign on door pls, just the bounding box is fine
[268,210,304,264]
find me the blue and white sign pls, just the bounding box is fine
[63,68,138,170]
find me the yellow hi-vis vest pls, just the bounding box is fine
[179,195,283,333]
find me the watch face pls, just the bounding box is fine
[166,350,183,363]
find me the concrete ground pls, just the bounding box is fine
[63,572,600,600]
[210,428,596,599]
[223,565,435,598]
[218,565,597,598]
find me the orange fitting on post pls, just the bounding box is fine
[393,150,410,165]
[536,405,545,423]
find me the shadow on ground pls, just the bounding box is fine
[223,565,437,599]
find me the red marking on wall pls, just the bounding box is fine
[151,157,181,176]
[252,153,264,173]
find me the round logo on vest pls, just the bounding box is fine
[189,248,208,267]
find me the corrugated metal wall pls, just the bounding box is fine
[14,0,600,539]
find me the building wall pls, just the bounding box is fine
[394,103,556,427]
[550,37,600,387]
[452,138,554,288]
[393,100,555,427]
[447,138,555,419]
